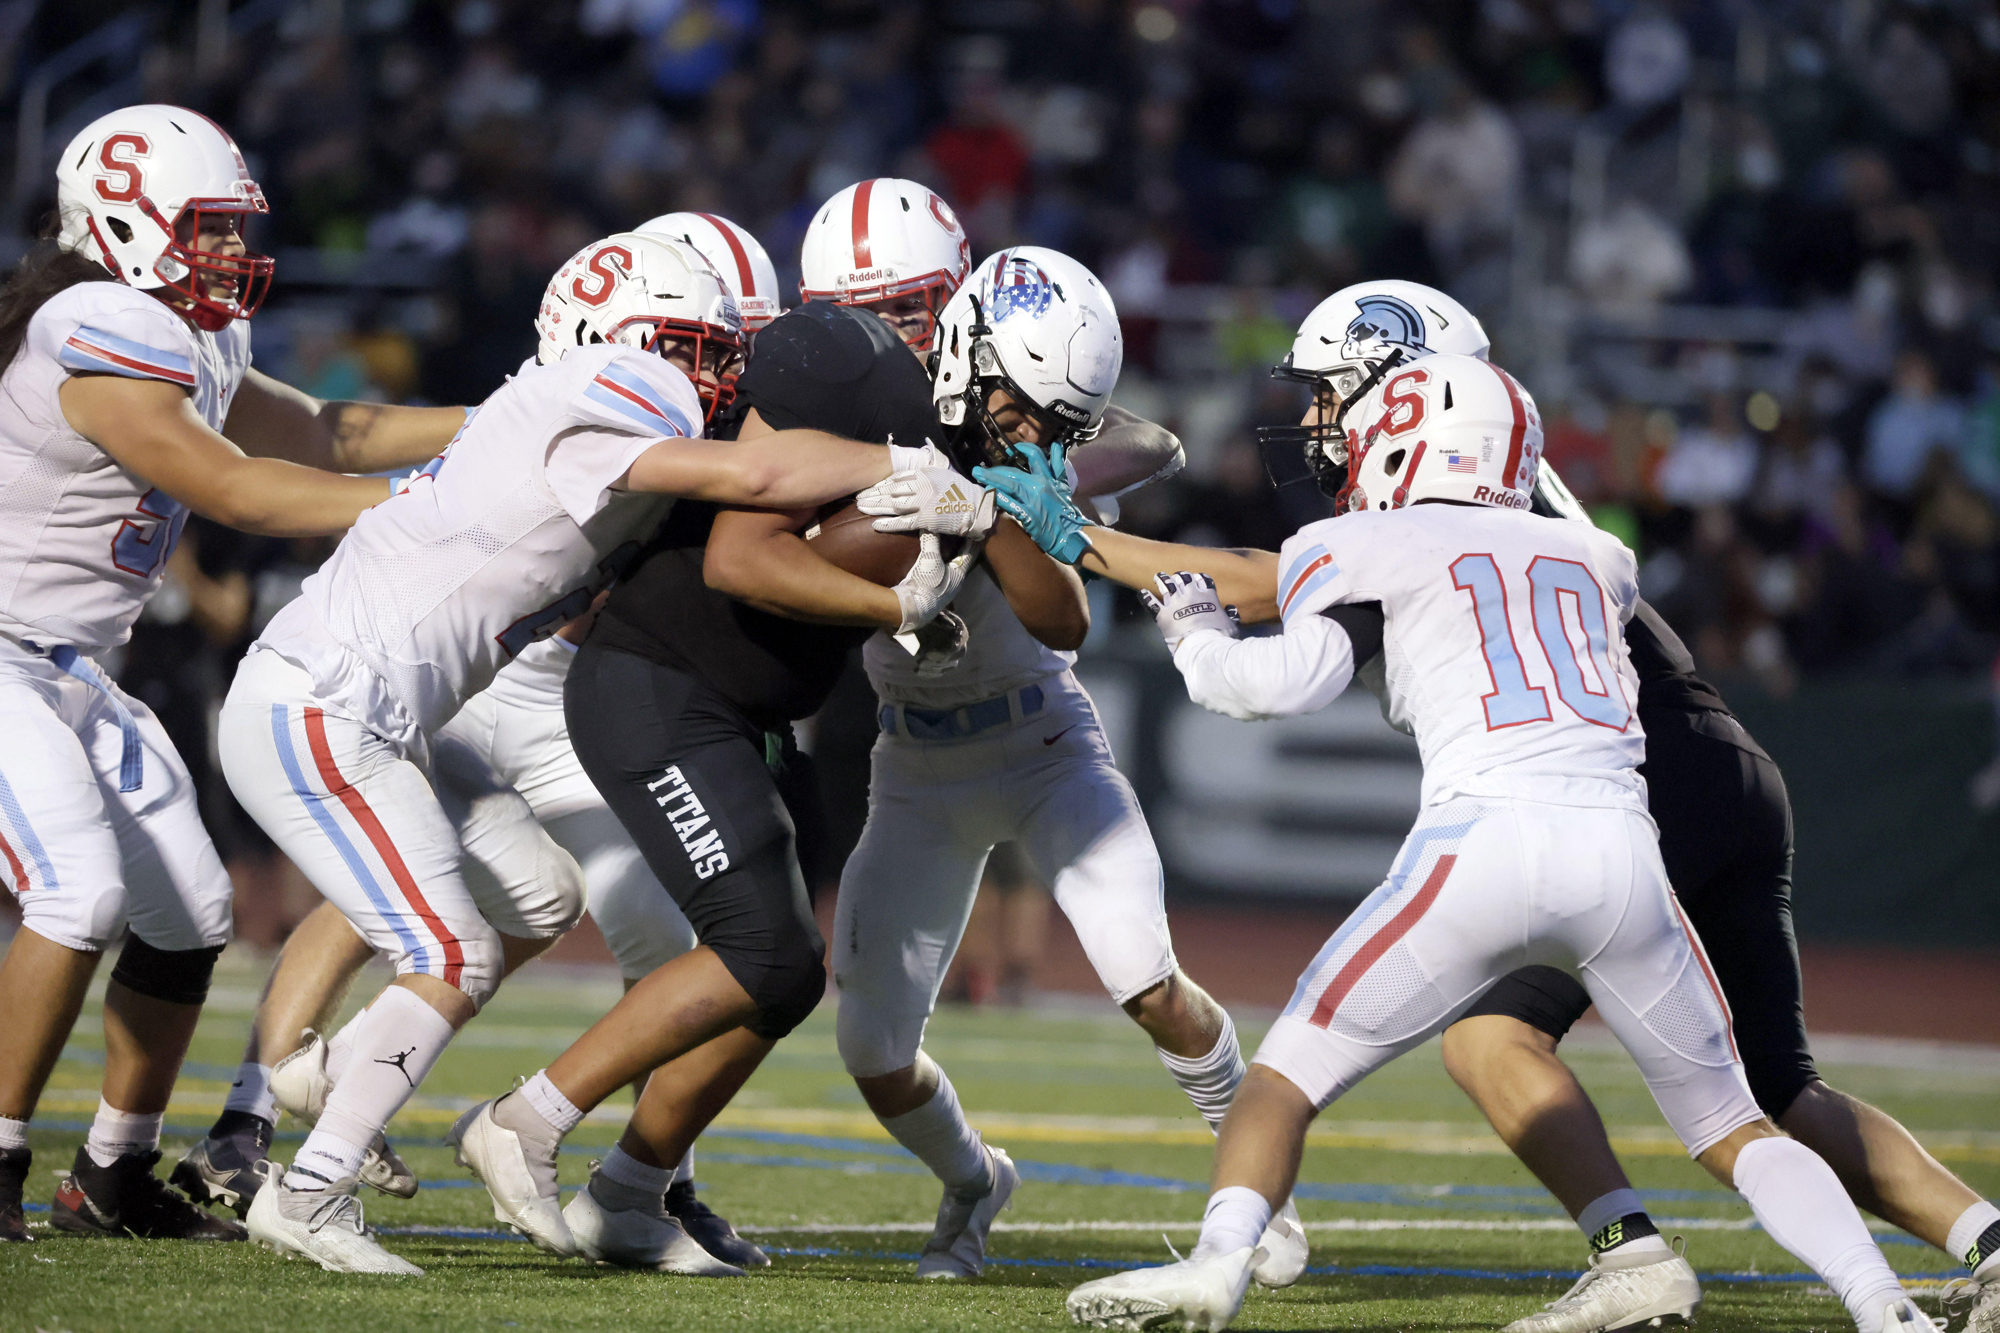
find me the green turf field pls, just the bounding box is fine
[5,951,1997,1332]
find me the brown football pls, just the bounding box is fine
[804,502,949,586]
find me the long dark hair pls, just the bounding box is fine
[0,224,117,376]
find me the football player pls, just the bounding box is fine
[1055,354,1931,1333]
[449,234,983,1272]
[172,212,785,1271]
[0,104,468,1244]
[837,243,1305,1284]
[214,231,963,1274]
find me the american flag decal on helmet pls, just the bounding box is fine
[1445,454,1478,474]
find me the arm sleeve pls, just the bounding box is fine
[1169,615,1357,722]
[46,290,199,388]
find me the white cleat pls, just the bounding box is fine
[271,1032,420,1199]
[448,1097,574,1257]
[1502,1249,1701,1332]
[1880,1297,1945,1331]
[1250,1198,1307,1289]
[1944,1276,2000,1333]
[915,1144,1020,1280]
[1066,1246,1258,1332]
[562,1166,744,1276]
[245,1162,422,1275]
[270,1031,333,1122]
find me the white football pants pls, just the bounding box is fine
[0,635,231,952]
[1256,794,1764,1157]
[437,685,696,980]
[834,672,1176,1079]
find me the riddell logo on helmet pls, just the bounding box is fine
[1047,400,1089,424]
[1474,485,1529,509]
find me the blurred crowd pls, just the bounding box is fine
[11,0,2000,871]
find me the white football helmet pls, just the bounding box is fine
[931,246,1122,468]
[55,104,271,332]
[799,177,970,352]
[635,211,781,332]
[535,232,744,420]
[1335,352,1542,515]
[1260,280,1489,493]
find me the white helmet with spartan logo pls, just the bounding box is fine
[55,103,272,331]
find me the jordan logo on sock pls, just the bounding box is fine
[374,1047,419,1087]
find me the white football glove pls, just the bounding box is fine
[1138,571,1240,650]
[891,532,982,635]
[857,444,999,540]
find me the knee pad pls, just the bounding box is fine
[832,972,924,1079]
[110,936,224,1006]
[508,836,586,940]
[722,936,826,1041]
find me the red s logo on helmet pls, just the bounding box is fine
[93,134,150,204]
[1376,367,1431,438]
[570,245,633,308]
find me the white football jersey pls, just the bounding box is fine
[0,282,252,652]
[1277,503,1644,807]
[256,345,700,752]
[864,564,1071,708]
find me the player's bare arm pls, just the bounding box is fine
[1082,532,1280,622]
[1069,404,1184,497]
[621,405,907,510]
[982,517,1088,650]
[222,368,468,473]
[59,373,390,536]
[702,504,908,630]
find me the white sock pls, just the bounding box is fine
[309,985,455,1162]
[1733,1137,1906,1329]
[879,1070,990,1195]
[1576,1188,1646,1241]
[223,1060,277,1123]
[86,1098,163,1167]
[0,1116,27,1153]
[324,1010,364,1084]
[673,1148,695,1186]
[1947,1199,2000,1278]
[285,1129,369,1189]
[1192,1185,1272,1261]
[518,1071,584,1136]
[1156,1011,1245,1130]
[590,1142,672,1210]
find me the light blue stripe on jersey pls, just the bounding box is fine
[58,326,196,385]
[0,766,58,891]
[585,361,694,437]
[267,704,429,970]
[1278,542,1339,623]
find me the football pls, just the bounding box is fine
[805,502,958,586]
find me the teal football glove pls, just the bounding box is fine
[974,442,1095,565]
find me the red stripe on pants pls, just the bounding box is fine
[1671,894,1738,1061]
[1309,854,1457,1029]
[0,827,27,894]
[301,707,464,987]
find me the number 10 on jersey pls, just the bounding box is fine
[1451,553,1630,732]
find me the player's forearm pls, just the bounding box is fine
[188,456,391,536]
[703,530,903,630]
[225,369,463,473]
[1172,616,1355,721]
[985,519,1088,651]
[628,432,891,509]
[1080,530,1281,622]
[1070,405,1184,497]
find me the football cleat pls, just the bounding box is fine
[664,1179,767,1269]
[916,1144,1019,1280]
[563,1164,743,1276]
[170,1110,273,1217]
[1945,1277,1999,1333]
[1501,1248,1701,1332]
[270,1031,334,1123]
[245,1161,421,1274]
[1250,1198,1307,1288]
[50,1147,246,1240]
[448,1095,574,1257]
[0,1145,31,1242]
[1879,1297,1945,1331]
[1066,1245,1259,1332]
[359,1133,418,1200]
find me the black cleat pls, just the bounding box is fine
[0,1145,31,1242]
[51,1147,247,1240]
[664,1179,767,1269]
[170,1111,274,1217]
